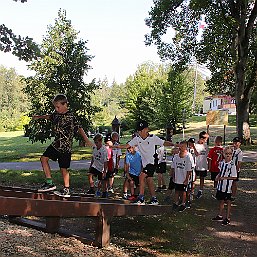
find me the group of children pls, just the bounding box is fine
[34,94,243,226]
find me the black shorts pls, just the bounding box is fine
[106,169,115,179]
[142,164,156,177]
[88,167,103,180]
[156,162,167,174]
[235,172,240,182]
[195,170,208,178]
[168,177,175,190]
[211,172,220,181]
[216,190,232,201]
[126,174,140,187]
[43,145,71,169]
[174,183,187,192]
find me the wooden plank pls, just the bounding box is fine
[0,196,171,217]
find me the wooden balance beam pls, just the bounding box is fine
[0,187,172,247]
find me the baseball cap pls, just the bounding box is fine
[136,120,148,131]
[232,137,241,143]
[188,137,195,143]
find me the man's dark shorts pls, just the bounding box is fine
[156,162,167,174]
[216,190,232,201]
[211,171,220,181]
[142,164,156,177]
[88,167,103,180]
[195,169,208,178]
[43,145,71,169]
[174,183,187,192]
[106,169,115,179]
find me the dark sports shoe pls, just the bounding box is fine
[149,197,159,205]
[195,190,203,199]
[128,195,137,201]
[222,218,231,226]
[133,197,145,205]
[161,185,167,190]
[54,188,71,198]
[178,204,186,212]
[185,201,191,209]
[212,215,223,221]
[101,192,108,198]
[172,203,179,210]
[38,182,56,192]
[155,187,162,192]
[86,188,95,194]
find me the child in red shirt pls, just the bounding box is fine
[207,136,223,189]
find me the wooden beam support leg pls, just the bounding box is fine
[95,209,111,248]
[46,217,60,233]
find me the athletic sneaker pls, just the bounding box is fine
[108,187,114,193]
[101,192,108,198]
[149,197,159,205]
[155,187,162,192]
[133,197,145,205]
[178,204,186,212]
[128,195,137,201]
[38,182,56,192]
[95,191,101,197]
[54,188,71,198]
[161,185,167,190]
[195,190,203,199]
[222,218,230,226]
[123,193,128,200]
[185,201,191,209]
[212,215,223,221]
[86,188,95,194]
[172,203,179,210]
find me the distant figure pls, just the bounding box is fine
[212,146,237,226]
[87,133,108,198]
[33,94,93,197]
[207,136,224,190]
[231,137,243,200]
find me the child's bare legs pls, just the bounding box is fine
[139,172,147,195]
[200,176,204,190]
[174,190,179,204]
[88,174,94,188]
[146,177,155,197]
[226,200,232,220]
[40,156,52,179]
[60,168,69,187]
[129,180,135,195]
[157,173,165,187]
[232,181,237,197]
[218,200,225,217]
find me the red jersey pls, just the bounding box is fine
[106,146,114,172]
[207,146,223,172]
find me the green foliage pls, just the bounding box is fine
[24,10,99,143]
[0,66,30,131]
[145,0,257,141]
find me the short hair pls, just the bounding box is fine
[179,140,188,146]
[111,131,119,139]
[199,131,208,139]
[215,136,222,143]
[93,133,103,142]
[223,145,233,154]
[52,94,68,105]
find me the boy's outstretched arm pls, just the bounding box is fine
[32,114,50,120]
[78,127,94,147]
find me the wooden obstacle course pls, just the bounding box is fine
[0,186,171,247]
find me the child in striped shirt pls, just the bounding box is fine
[212,146,237,225]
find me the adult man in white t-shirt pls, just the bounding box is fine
[116,120,174,205]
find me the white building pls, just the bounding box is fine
[203,95,236,114]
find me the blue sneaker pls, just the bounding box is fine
[95,191,101,197]
[101,192,108,198]
[133,197,145,205]
[149,197,159,205]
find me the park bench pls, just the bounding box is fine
[0,186,172,247]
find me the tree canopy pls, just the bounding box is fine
[145,0,257,143]
[25,10,99,143]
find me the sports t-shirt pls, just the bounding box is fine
[171,153,193,184]
[128,134,164,168]
[157,146,166,164]
[217,160,237,193]
[106,146,114,171]
[112,142,122,167]
[126,151,142,176]
[195,143,208,170]
[92,145,108,172]
[50,111,81,153]
[207,146,224,172]
[232,148,243,172]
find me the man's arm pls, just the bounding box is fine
[32,114,50,120]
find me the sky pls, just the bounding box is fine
[0,0,162,84]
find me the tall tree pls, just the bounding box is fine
[25,9,99,143]
[145,0,257,143]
